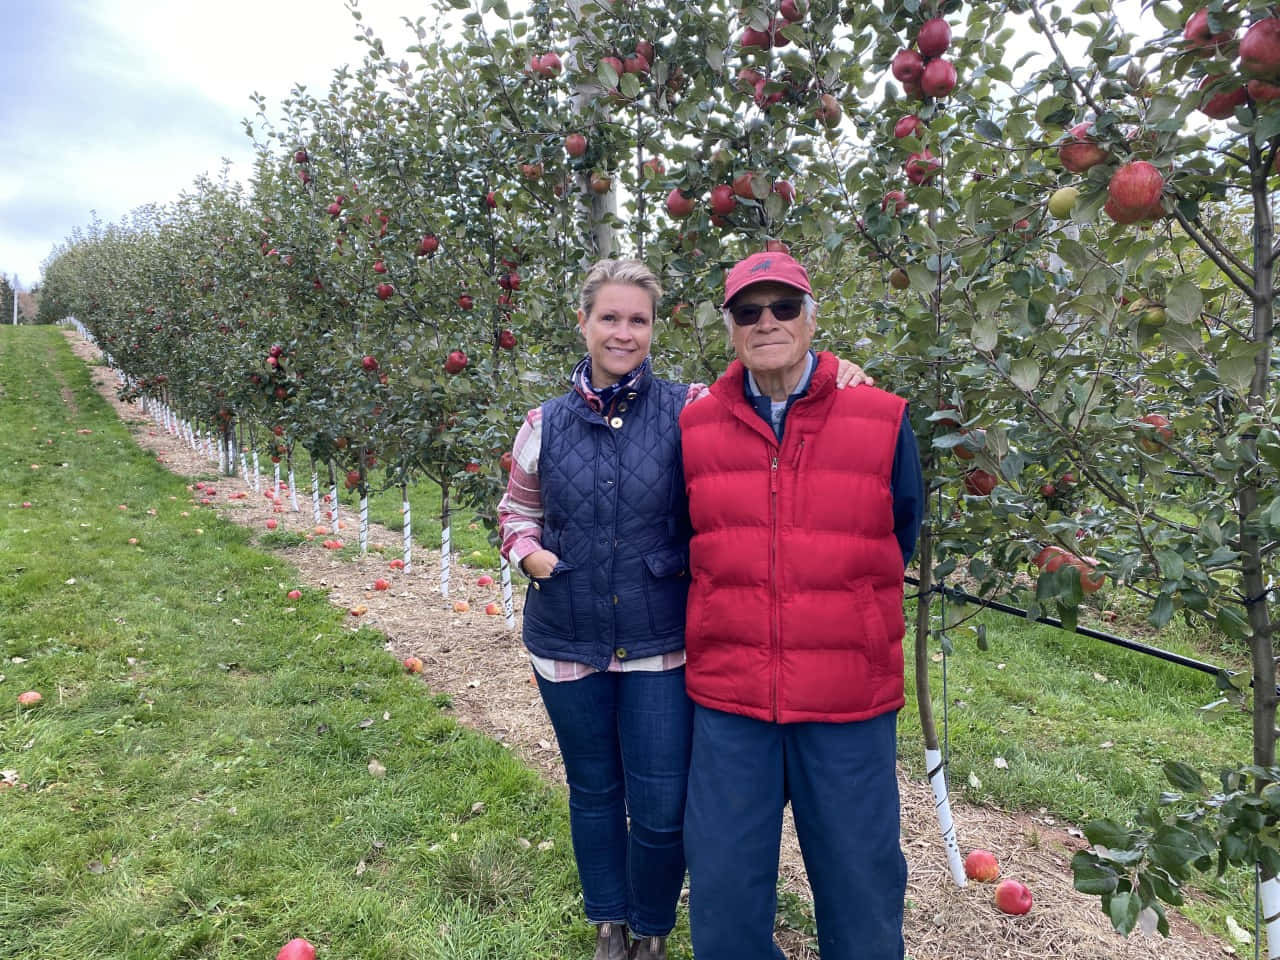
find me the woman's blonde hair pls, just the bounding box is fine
[579,259,663,320]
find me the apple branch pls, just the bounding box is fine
[1171,207,1255,297]
[1026,0,1106,120]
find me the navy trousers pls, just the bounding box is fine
[685,705,906,960]
[535,667,693,937]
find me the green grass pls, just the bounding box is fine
[0,325,1261,955]
[0,328,597,959]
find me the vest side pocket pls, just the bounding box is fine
[641,546,690,639]
[524,561,576,636]
[852,580,892,674]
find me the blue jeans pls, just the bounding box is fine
[685,706,906,960]
[535,667,693,936]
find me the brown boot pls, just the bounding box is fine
[628,935,667,960]
[594,922,628,960]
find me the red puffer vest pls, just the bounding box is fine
[679,352,908,724]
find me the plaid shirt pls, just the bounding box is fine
[499,357,707,681]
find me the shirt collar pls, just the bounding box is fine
[744,350,817,401]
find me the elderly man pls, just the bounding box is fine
[678,251,924,960]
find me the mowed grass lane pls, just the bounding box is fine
[0,327,586,960]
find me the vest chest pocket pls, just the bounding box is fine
[525,560,576,636]
[641,546,690,639]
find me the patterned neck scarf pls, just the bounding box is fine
[571,355,651,414]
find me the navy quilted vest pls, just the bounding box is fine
[522,372,691,670]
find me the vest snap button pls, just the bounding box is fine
[618,402,628,412]
[609,416,623,429]
[532,582,541,590]
[615,647,627,659]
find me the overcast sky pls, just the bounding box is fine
[0,0,421,289]
[0,1,1151,292]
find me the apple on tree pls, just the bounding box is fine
[565,133,588,157]
[1239,17,1280,78]
[816,93,842,128]
[710,184,737,216]
[962,469,997,497]
[666,188,696,219]
[894,114,922,139]
[1058,123,1109,173]
[916,17,951,57]
[881,190,909,214]
[891,48,924,85]
[1198,75,1248,120]
[376,283,394,300]
[417,233,439,256]
[499,329,517,350]
[445,350,468,374]
[1134,413,1172,453]
[920,58,957,98]
[1183,8,1234,54]
[1105,161,1164,225]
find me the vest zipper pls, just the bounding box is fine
[770,453,780,721]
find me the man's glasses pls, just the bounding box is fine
[728,297,805,327]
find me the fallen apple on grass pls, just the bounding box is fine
[266,519,278,530]
[17,691,42,707]
[403,656,423,674]
[287,589,302,601]
[964,849,1000,882]
[276,938,316,960]
[994,878,1033,915]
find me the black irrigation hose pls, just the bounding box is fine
[903,575,1228,680]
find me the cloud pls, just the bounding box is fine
[0,0,419,285]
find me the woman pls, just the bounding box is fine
[498,259,867,960]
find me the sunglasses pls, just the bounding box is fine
[728,297,805,327]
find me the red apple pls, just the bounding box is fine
[276,938,316,960]
[445,350,469,374]
[1106,161,1164,224]
[327,201,342,217]
[500,451,514,471]
[1184,8,1234,54]
[1249,78,1280,101]
[894,114,922,138]
[374,577,390,591]
[403,656,423,674]
[964,849,1000,882]
[765,239,790,254]
[266,519,278,530]
[772,180,795,204]
[17,691,41,706]
[531,51,562,78]
[741,27,772,50]
[994,879,1033,915]
[287,589,302,600]
[1240,18,1280,78]
[963,469,997,497]
[417,233,439,256]
[905,149,940,185]
[710,184,737,216]
[590,172,613,194]
[889,267,910,290]
[498,329,517,350]
[453,600,470,613]
[362,355,378,372]
[881,190,908,214]
[1039,482,1056,498]
[389,558,405,570]
[294,149,309,164]
[666,188,696,219]
[642,157,665,177]
[1058,123,1109,173]
[485,190,498,208]
[1135,413,1172,453]
[565,133,588,157]
[733,172,757,198]
[816,93,842,128]
[921,58,957,98]
[457,294,474,310]
[375,283,394,300]
[477,575,494,587]
[372,260,387,274]
[636,40,656,63]
[779,0,802,22]
[917,18,952,57]
[345,470,362,490]
[623,53,650,74]
[485,601,502,616]
[1199,75,1248,119]
[891,48,924,84]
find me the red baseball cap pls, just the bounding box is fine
[722,251,813,307]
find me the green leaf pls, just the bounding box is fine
[1163,279,1203,328]
[1154,548,1184,581]
[619,73,641,99]
[1084,819,1135,849]
[975,288,1002,318]
[1256,109,1280,145]
[1108,891,1141,935]
[972,314,998,351]
[1010,357,1040,392]
[1149,823,1211,871]
[1163,761,1206,794]
[1149,594,1174,628]
[974,117,1003,142]
[1218,350,1257,396]
[1072,851,1120,895]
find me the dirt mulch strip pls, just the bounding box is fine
[66,330,1232,960]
